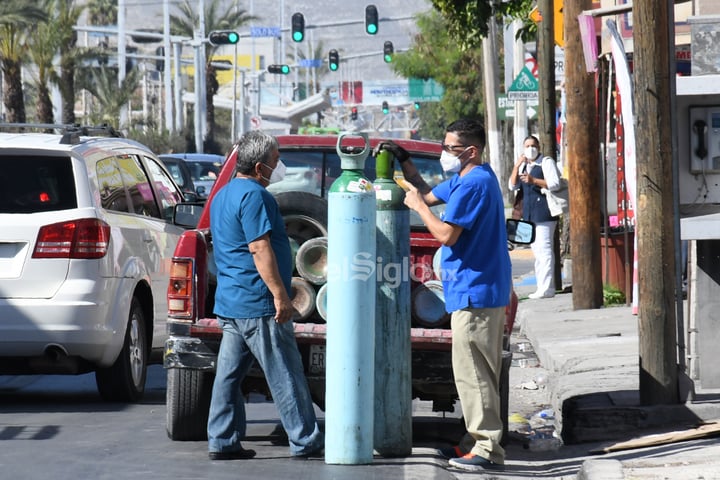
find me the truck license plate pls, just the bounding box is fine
[309,345,325,374]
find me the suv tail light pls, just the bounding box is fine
[33,218,111,259]
[168,258,194,319]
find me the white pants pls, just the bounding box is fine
[531,220,556,296]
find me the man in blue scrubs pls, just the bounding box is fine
[379,118,511,472]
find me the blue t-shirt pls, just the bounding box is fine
[432,164,511,311]
[210,178,292,319]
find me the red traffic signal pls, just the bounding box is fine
[351,107,358,121]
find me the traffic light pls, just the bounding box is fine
[155,46,164,71]
[382,101,389,114]
[413,101,421,110]
[328,49,339,71]
[208,30,239,46]
[291,12,305,42]
[267,64,290,75]
[351,107,358,121]
[383,41,393,63]
[365,5,378,35]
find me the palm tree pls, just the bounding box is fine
[83,66,140,126]
[55,0,85,124]
[0,0,46,123]
[170,0,254,150]
[87,0,116,26]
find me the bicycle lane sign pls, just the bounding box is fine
[508,66,539,101]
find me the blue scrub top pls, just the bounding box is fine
[432,164,511,311]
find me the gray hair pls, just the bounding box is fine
[234,130,279,175]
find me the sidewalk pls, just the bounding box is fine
[514,277,720,479]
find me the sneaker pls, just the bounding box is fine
[437,445,465,459]
[528,291,554,299]
[449,453,504,471]
[208,448,257,461]
[292,448,324,460]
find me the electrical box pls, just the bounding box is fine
[689,105,720,173]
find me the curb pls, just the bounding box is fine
[576,459,624,480]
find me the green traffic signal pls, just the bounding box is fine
[292,12,305,42]
[328,49,339,71]
[382,101,389,114]
[268,64,290,75]
[383,41,393,63]
[365,5,378,35]
[208,30,239,45]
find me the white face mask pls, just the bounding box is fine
[262,160,286,184]
[524,146,539,160]
[440,149,467,173]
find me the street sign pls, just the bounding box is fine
[508,66,539,101]
[250,26,281,38]
[408,78,444,101]
[299,59,323,68]
[497,94,538,121]
[528,0,565,47]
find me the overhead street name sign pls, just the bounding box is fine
[250,26,281,38]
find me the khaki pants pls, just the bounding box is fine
[452,307,506,464]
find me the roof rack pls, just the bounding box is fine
[0,123,123,144]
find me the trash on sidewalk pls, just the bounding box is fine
[517,380,539,390]
[589,419,720,454]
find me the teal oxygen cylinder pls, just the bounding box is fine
[373,148,412,457]
[325,132,376,465]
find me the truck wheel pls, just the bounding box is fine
[275,191,328,245]
[166,367,214,441]
[96,296,147,402]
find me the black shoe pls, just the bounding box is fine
[208,448,257,460]
[449,453,504,471]
[292,448,324,460]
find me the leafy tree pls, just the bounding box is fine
[170,0,255,150]
[430,0,535,49]
[0,0,46,123]
[392,11,484,140]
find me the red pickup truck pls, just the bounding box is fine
[163,135,521,441]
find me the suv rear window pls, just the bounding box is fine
[0,155,77,213]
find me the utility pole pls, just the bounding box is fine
[537,0,556,159]
[565,0,603,309]
[537,0,564,293]
[633,0,678,404]
[482,18,502,193]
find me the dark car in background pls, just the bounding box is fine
[159,153,224,199]
[159,156,195,199]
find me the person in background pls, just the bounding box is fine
[509,135,561,299]
[207,130,324,461]
[378,118,510,472]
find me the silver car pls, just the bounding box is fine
[0,126,186,401]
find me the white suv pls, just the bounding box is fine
[0,125,186,401]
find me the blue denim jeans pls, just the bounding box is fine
[207,315,324,455]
